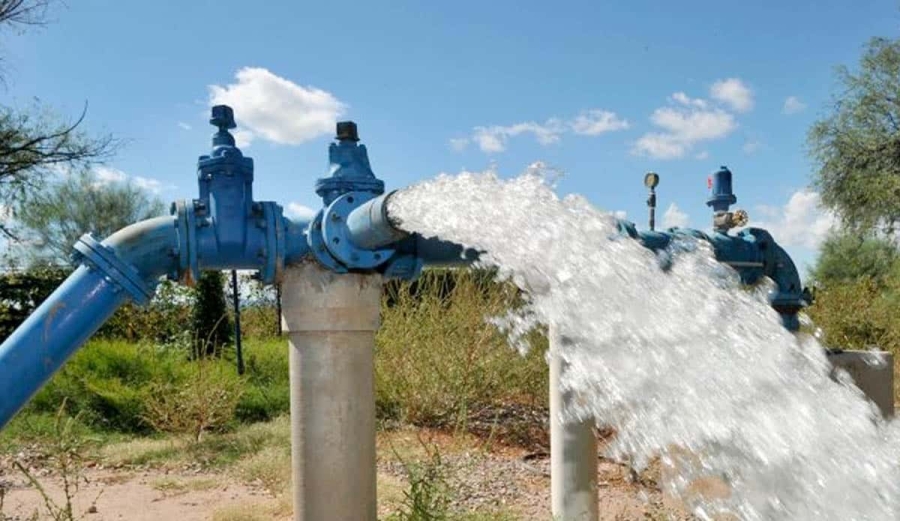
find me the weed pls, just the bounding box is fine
[376,269,548,429]
[386,434,453,521]
[12,401,102,521]
[143,360,244,441]
[234,446,291,495]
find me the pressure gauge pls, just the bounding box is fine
[644,172,660,189]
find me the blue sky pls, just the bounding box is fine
[2,0,898,275]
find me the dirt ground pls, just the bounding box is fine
[1,428,691,520]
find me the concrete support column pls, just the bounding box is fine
[281,262,383,521]
[550,328,599,521]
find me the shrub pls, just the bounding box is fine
[376,269,548,428]
[143,361,245,441]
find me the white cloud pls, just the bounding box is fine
[633,105,737,159]
[472,119,564,153]
[177,122,192,131]
[743,140,762,154]
[613,210,628,220]
[570,110,630,135]
[459,109,628,153]
[633,79,754,159]
[783,96,806,115]
[94,166,127,184]
[209,67,347,146]
[449,137,470,152]
[286,202,317,221]
[662,203,689,228]
[710,78,754,113]
[752,189,837,249]
[133,176,175,194]
[92,167,173,193]
[232,129,254,148]
[670,92,708,109]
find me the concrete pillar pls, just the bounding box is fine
[550,328,599,521]
[828,350,894,418]
[281,262,382,521]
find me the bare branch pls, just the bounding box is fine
[0,0,50,29]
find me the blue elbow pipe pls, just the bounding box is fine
[0,217,179,429]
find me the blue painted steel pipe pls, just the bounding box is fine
[0,216,180,427]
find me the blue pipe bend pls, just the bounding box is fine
[0,217,180,429]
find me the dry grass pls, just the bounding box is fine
[233,446,291,495]
[377,270,548,429]
[150,476,219,496]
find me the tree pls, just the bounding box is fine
[0,0,117,240]
[191,270,233,358]
[10,169,165,264]
[809,37,900,234]
[811,231,900,288]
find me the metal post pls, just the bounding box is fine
[550,327,598,521]
[644,172,659,232]
[281,262,382,521]
[230,269,244,375]
[276,282,283,337]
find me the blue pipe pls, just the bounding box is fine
[0,217,180,428]
[616,218,806,331]
[343,189,481,268]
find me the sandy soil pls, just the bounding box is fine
[2,446,689,520]
[1,469,280,521]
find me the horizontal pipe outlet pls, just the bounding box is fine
[345,191,408,250]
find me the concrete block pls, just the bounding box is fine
[827,350,894,418]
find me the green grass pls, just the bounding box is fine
[10,337,290,437]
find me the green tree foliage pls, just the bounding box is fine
[10,169,164,264]
[0,264,68,338]
[811,231,900,288]
[809,37,900,233]
[192,270,233,357]
[0,0,116,240]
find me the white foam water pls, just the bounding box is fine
[388,169,900,520]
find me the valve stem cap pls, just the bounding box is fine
[210,105,237,129]
[336,121,359,142]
